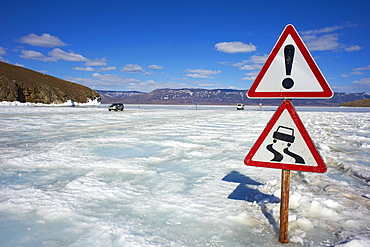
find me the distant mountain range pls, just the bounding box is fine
[98,90,143,104]
[97,89,370,106]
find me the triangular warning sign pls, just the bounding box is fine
[244,100,327,173]
[247,24,333,99]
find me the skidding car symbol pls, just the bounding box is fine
[268,125,305,164]
[273,126,295,143]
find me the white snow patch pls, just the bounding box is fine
[335,235,370,247]
[0,98,101,106]
[296,217,314,231]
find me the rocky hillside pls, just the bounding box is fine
[98,88,370,106]
[340,98,370,107]
[0,61,100,104]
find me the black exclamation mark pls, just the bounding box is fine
[282,44,295,89]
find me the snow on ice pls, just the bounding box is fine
[0,98,101,107]
[0,104,369,246]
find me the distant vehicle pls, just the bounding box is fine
[236,103,244,110]
[108,103,124,111]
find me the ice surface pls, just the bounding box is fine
[0,104,370,246]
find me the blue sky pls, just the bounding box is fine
[1,0,370,93]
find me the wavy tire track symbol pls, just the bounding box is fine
[283,147,305,164]
[266,144,283,162]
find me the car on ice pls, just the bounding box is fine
[108,103,124,111]
[236,103,244,110]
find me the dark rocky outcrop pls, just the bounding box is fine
[0,61,100,104]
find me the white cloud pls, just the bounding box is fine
[67,73,141,89]
[186,69,221,78]
[230,60,247,67]
[345,45,363,52]
[220,55,267,72]
[73,66,95,71]
[122,64,145,73]
[20,49,54,62]
[242,71,258,81]
[301,23,355,36]
[0,47,6,55]
[351,77,370,86]
[301,25,343,36]
[303,33,340,51]
[250,54,268,64]
[85,58,107,66]
[354,65,370,71]
[148,64,163,69]
[15,63,25,67]
[48,48,89,62]
[301,23,361,52]
[332,82,370,93]
[245,71,259,76]
[239,64,262,70]
[341,65,370,77]
[0,57,10,63]
[352,71,365,75]
[215,41,256,54]
[19,48,89,62]
[241,76,256,81]
[66,77,98,85]
[92,72,137,83]
[18,33,68,47]
[127,80,189,92]
[0,47,8,62]
[99,66,117,71]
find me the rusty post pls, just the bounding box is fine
[279,169,291,243]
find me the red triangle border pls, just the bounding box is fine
[247,24,333,99]
[244,100,327,173]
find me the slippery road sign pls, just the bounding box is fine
[244,100,327,173]
[247,24,333,99]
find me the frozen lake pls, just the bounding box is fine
[1,104,370,246]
